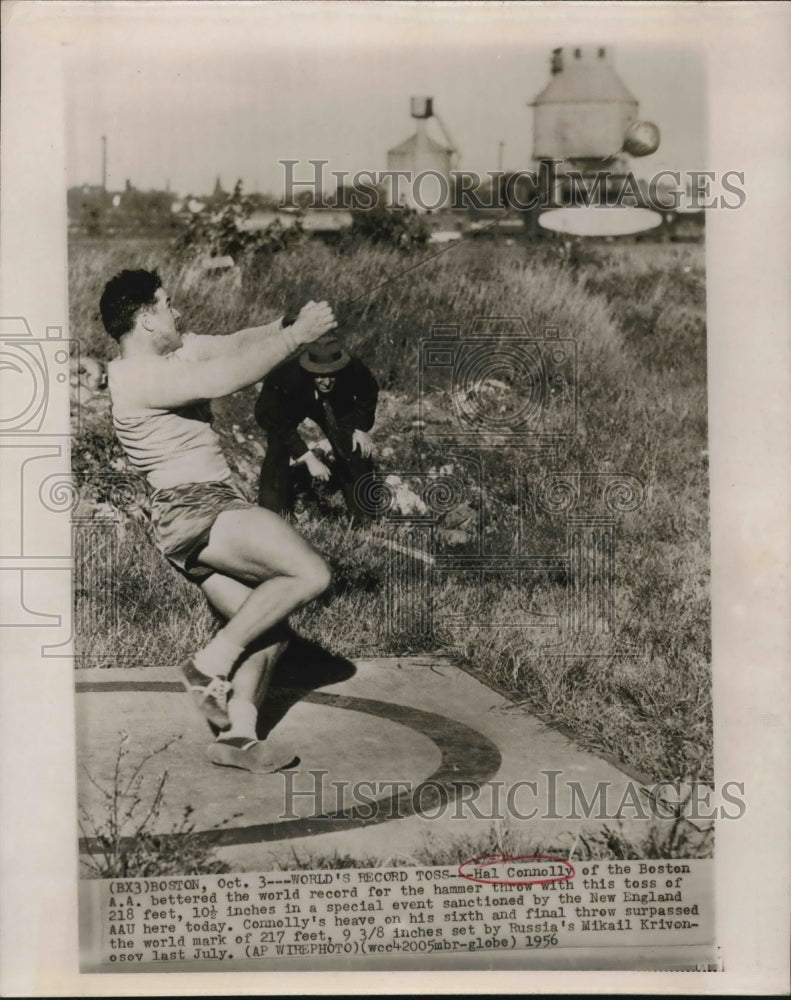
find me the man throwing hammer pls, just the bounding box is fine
[101,269,336,772]
[254,335,379,523]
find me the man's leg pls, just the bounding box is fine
[197,505,331,645]
[336,450,378,523]
[200,572,288,716]
[180,506,329,749]
[258,435,293,514]
[198,572,293,771]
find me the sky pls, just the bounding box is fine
[63,2,707,198]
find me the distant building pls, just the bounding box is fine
[240,208,353,242]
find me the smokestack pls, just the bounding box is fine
[101,135,107,191]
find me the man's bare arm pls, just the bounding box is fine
[184,323,287,361]
[140,301,336,408]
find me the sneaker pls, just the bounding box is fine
[180,658,231,729]
[206,736,298,773]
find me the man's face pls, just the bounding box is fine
[142,287,182,353]
[314,375,337,394]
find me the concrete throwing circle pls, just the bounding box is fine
[76,680,501,854]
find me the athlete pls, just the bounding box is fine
[101,268,336,772]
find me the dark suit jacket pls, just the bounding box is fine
[254,357,379,461]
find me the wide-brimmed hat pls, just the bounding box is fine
[299,335,351,374]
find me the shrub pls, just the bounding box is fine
[348,200,430,250]
[79,733,231,878]
[174,180,304,262]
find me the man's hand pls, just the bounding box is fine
[302,450,332,482]
[352,429,373,458]
[291,300,337,346]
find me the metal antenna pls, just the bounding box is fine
[433,111,460,169]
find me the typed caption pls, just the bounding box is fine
[81,858,717,972]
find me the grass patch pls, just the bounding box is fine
[274,814,713,869]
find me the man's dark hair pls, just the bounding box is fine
[99,269,163,342]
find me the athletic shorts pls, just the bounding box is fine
[150,479,252,583]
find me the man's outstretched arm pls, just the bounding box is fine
[138,301,336,408]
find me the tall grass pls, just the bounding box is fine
[275,813,713,868]
[71,235,710,785]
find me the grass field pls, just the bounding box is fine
[71,231,710,790]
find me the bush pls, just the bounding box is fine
[79,733,231,878]
[349,201,430,250]
[174,180,304,262]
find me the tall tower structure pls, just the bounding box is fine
[386,97,455,211]
[527,46,663,235]
[531,46,638,173]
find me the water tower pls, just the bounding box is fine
[386,97,455,211]
[527,46,662,236]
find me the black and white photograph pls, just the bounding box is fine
[0,0,788,993]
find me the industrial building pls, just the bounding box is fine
[70,48,701,243]
[532,45,639,173]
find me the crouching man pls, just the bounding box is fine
[100,268,336,772]
[254,335,380,523]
